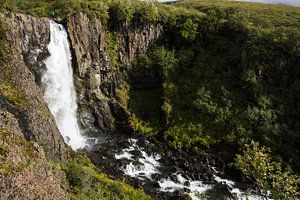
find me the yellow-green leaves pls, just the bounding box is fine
[235,141,300,199]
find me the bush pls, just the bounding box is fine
[109,0,134,23]
[134,1,159,23]
[180,18,198,41]
[235,141,300,199]
[60,153,151,200]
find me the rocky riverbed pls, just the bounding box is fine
[88,132,269,200]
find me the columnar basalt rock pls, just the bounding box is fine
[117,21,163,67]
[66,13,163,136]
[66,12,116,136]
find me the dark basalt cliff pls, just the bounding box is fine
[66,12,162,136]
[1,12,162,154]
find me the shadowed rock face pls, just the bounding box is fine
[66,12,163,137]
[1,13,66,160]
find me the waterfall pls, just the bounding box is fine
[42,21,86,149]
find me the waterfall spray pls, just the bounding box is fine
[42,21,86,149]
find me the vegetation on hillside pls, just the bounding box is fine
[56,152,151,200]
[1,0,300,198]
[124,0,300,198]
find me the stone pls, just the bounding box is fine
[1,13,66,160]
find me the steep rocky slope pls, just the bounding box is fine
[0,13,70,199]
[1,13,66,160]
[0,11,161,199]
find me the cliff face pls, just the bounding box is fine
[0,121,69,200]
[66,13,163,136]
[0,13,66,159]
[0,13,69,199]
[0,12,162,199]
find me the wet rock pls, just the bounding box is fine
[130,149,143,158]
[183,187,190,193]
[184,181,190,187]
[205,182,233,200]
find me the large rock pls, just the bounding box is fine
[0,13,66,160]
[116,20,163,66]
[67,12,115,136]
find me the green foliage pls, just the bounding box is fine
[109,0,134,23]
[104,30,120,67]
[134,1,159,23]
[127,1,300,177]
[116,82,130,107]
[129,114,154,135]
[152,47,177,75]
[0,81,27,108]
[180,18,198,41]
[176,0,300,28]
[164,123,213,149]
[60,153,151,200]
[0,0,110,19]
[235,141,300,199]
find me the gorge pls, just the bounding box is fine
[0,0,300,200]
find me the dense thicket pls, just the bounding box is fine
[123,1,300,198]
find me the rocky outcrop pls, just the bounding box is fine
[117,21,163,66]
[0,118,69,200]
[0,13,66,160]
[66,13,163,136]
[66,13,115,136]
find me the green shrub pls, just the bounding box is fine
[180,18,198,41]
[235,141,300,199]
[129,114,154,135]
[59,153,151,200]
[134,1,159,23]
[109,0,134,23]
[104,30,120,67]
[116,82,130,107]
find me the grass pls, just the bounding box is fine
[0,81,27,108]
[175,0,300,28]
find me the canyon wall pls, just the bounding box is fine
[66,12,163,136]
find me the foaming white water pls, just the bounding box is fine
[115,139,161,180]
[42,21,86,149]
[159,174,213,200]
[115,138,273,200]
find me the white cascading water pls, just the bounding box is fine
[42,21,86,149]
